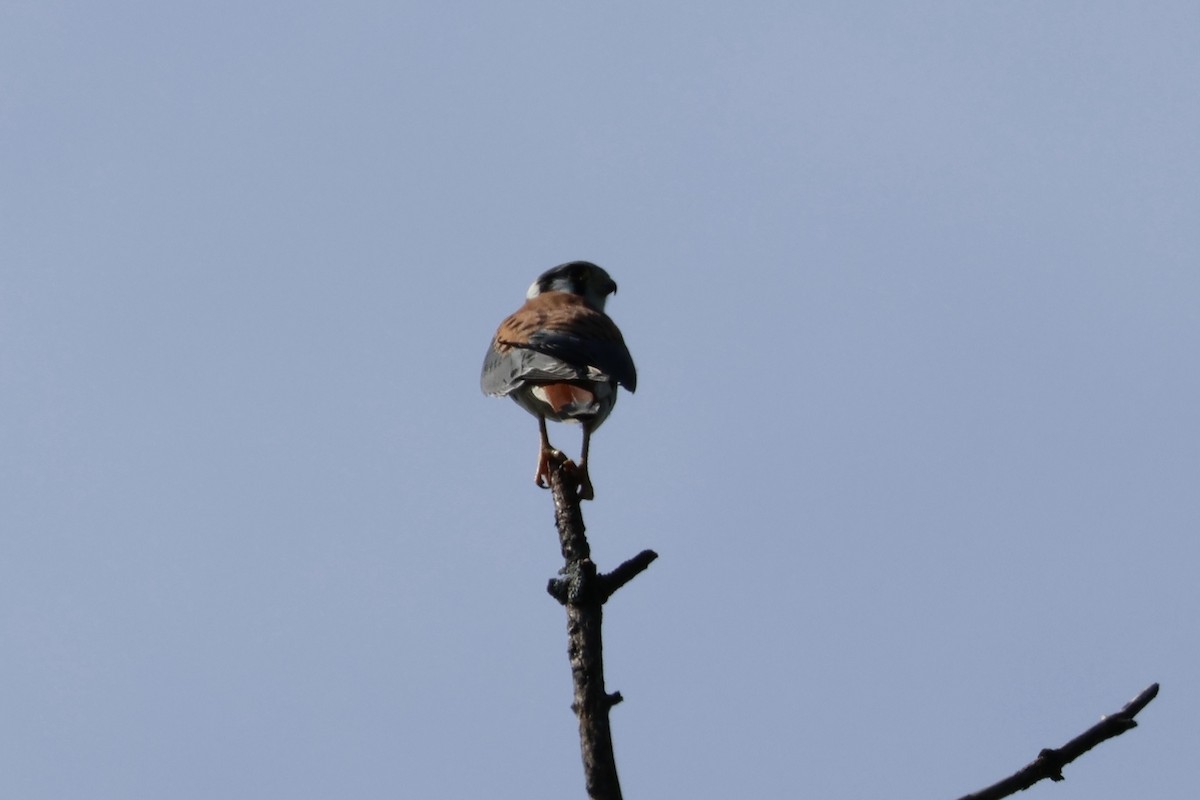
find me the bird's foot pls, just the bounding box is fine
[535,450,594,500]
[565,461,595,501]
[535,447,567,490]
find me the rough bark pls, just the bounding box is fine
[543,454,656,800]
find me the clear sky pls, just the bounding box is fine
[2,2,1196,798]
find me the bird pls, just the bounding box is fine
[481,261,637,500]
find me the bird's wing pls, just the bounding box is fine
[481,292,637,396]
[481,343,586,396]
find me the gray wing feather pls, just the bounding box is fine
[526,330,637,392]
[481,345,588,396]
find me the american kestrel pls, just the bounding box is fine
[482,261,637,500]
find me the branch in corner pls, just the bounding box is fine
[956,683,1160,800]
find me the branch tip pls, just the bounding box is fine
[600,549,659,601]
[956,681,1160,800]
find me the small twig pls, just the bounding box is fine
[600,550,659,601]
[956,683,1160,800]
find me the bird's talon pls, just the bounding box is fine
[562,460,595,501]
[535,447,567,489]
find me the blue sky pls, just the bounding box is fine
[2,2,1196,798]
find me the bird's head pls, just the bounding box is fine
[527,261,619,312]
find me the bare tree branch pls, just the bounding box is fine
[956,682,1160,800]
[600,550,658,602]
[530,457,1158,800]
[543,453,655,800]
